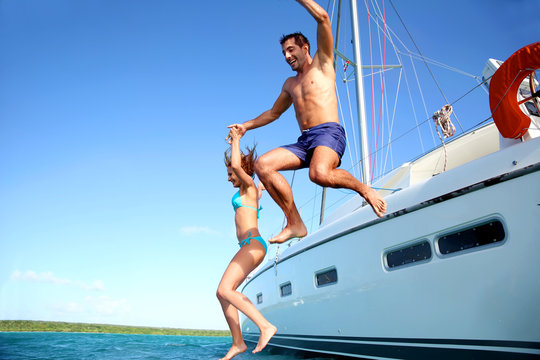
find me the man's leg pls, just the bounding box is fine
[255,148,307,243]
[309,146,387,217]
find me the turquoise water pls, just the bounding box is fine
[0,332,335,360]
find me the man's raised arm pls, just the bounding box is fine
[295,0,333,63]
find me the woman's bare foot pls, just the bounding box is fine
[268,223,307,244]
[362,187,387,217]
[252,324,277,354]
[219,343,247,360]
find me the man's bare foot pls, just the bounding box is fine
[268,224,307,244]
[363,187,387,217]
[252,324,277,354]
[219,343,247,360]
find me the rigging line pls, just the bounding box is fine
[343,69,361,173]
[351,114,431,174]
[369,2,381,182]
[369,15,383,181]
[369,112,495,184]
[403,53,426,153]
[370,6,382,182]
[372,0,387,178]
[335,5,358,172]
[371,0,404,177]
[327,0,336,22]
[477,76,490,95]
[388,0,464,134]
[361,68,398,77]
[335,63,358,174]
[408,49,437,147]
[323,192,353,213]
[358,81,497,184]
[331,0,343,68]
[337,61,361,172]
[373,0,387,182]
[396,50,479,79]
[336,83,359,178]
[380,49,400,176]
[366,0,404,52]
[365,0,376,181]
[360,2,433,168]
[485,69,532,116]
[310,182,319,233]
[450,75,492,106]
[383,72,495,150]
[279,170,297,232]
[382,67,403,174]
[350,80,483,178]
[387,0,448,104]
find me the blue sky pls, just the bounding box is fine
[1,0,538,330]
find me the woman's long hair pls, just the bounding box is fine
[224,144,257,177]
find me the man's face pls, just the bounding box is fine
[282,38,307,72]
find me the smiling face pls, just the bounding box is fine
[227,166,240,188]
[282,38,308,72]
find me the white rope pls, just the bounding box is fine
[433,104,456,139]
[432,104,456,172]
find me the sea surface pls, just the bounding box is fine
[0,332,337,360]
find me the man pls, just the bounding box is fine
[228,0,387,244]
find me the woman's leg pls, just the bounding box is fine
[217,298,246,360]
[216,242,276,358]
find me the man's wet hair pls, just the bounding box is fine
[280,32,311,55]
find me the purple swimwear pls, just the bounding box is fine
[281,122,346,167]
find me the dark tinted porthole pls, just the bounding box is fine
[316,268,338,287]
[256,293,263,304]
[280,282,292,297]
[386,241,431,269]
[438,220,505,255]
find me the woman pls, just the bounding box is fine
[217,127,277,360]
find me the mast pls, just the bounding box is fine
[350,0,371,185]
[321,0,370,225]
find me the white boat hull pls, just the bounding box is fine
[241,136,540,359]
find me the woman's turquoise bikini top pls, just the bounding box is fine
[232,190,261,218]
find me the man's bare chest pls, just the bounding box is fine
[287,74,332,101]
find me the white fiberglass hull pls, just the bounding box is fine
[240,136,540,359]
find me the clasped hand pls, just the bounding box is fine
[226,124,246,144]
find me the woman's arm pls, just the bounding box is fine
[228,127,256,187]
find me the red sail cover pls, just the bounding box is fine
[489,42,540,139]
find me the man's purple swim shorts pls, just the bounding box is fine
[281,122,346,168]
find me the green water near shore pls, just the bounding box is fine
[0,320,230,337]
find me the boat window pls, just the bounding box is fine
[256,293,263,304]
[385,240,431,269]
[280,282,292,297]
[315,268,338,287]
[437,220,505,255]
